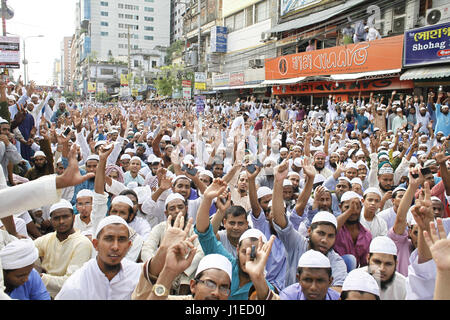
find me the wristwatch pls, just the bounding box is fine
[152,284,169,297]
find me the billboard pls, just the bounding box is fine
[281,0,332,17]
[265,35,404,80]
[210,26,227,53]
[403,21,450,67]
[0,36,20,68]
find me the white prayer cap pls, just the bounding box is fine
[147,132,154,139]
[424,159,437,168]
[0,239,38,270]
[355,150,365,157]
[392,186,407,195]
[298,249,331,268]
[109,129,119,135]
[431,196,442,203]
[253,187,271,201]
[76,189,94,199]
[127,181,138,189]
[49,199,73,215]
[33,151,46,158]
[95,140,107,148]
[392,151,401,158]
[239,228,267,244]
[130,156,141,163]
[311,211,337,229]
[292,145,302,151]
[184,154,195,164]
[162,135,171,141]
[370,236,397,256]
[283,179,293,187]
[356,160,368,168]
[59,98,67,105]
[125,148,135,154]
[165,192,185,208]
[287,171,300,178]
[7,94,16,101]
[338,176,352,184]
[264,157,276,165]
[410,156,418,164]
[351,177,363,186]
[363,187,382,198]
[0,117,8,124]
[173,175,191,185]
[31,93,39,99]
[199,170,214,180]
[86,154,100,162]
[293,158,302,167]
[340,191,362,202]
[313,174,326,185]
[120,154,131,161]
[195,254,233,282]
[280,147,288,153]
[95,215,129,239]
[378,166,394,175]
[342,269,380,297]
[346,162,358,170]
[286,138,294,144]
[111,195,134,208]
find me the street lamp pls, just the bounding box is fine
[22,35,44,84]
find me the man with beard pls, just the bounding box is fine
[434,92,449,136]
[141,192,204,295]
[370,165,395,210]
[415,103,431,134]
[334,191,372,269]
[55,215,142,300]
[326,152,340,172]
[313,152,332,179]
[271,160,347,290]
[247,165,287,292]
[359,236,406,300]
[287,171,300,195]
[195,178,274,299]
[73,189,94,233]
[378,186,406,231]
[360,188,387,237]
[33,199,93,298]
[24,139,54,181]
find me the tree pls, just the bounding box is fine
[165,40,184,65]
[95,92,110,103]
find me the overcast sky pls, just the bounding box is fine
[5,0,76,85]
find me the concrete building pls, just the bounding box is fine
[72,0,171,96]
[60,36,73,91]
[171,0,187,43]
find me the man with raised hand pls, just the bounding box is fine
[270,160,347,290]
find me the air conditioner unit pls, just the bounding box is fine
[249,59,256,68]
[260,32,272,42]
[426,4,450,25]
[254,59,263,68]
[393,16,405,34]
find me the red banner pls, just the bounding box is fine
[265,35,404,80]
[272,78,414,95]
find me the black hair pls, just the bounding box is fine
[297,267,332,278]
[119,189,138,204]
[340,290,380,300]
[368,253,397,263]
[224,205,248,220]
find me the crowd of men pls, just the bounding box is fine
[0,77,449,301]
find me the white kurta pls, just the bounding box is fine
[360,213,388,237]
[55,258,142,300]
[360,266,407,300]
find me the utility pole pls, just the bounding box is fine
[197,0,201,72]
[1,0,6,36]
[127,24,131,96]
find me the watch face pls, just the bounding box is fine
[155,285,166,296]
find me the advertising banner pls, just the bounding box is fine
[0,36,20,68]
[210,26,227,53]
[403,21,450,67]
[265,35,404,80]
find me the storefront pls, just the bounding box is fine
[264,35,414,102]
[400,21,450,95]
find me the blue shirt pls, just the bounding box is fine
[279,283,340,300]
[194,224,274,300]
[435,104,450,136]
[8,269,51,300]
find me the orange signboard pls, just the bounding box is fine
[272,78,414,95]
[265,35,404,80]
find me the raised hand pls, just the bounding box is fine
[216,189,231,213]
[436,146,450,165]
[55,144,95,189]
[162,237,198,277]
[244,235,276,279]
[302,157,316,179]
[203,178,228,200]
[411,181,434,230]
[274,160,289,182]
[423,218,450,272]
[408,166,425,188]
[161,212,195,250]
[98,144,114,161]
[246,164,261,180]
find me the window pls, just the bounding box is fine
[144,26,154,31]
[118,3,123,9]
[246,6,254,27]
[152,61,157,68]
[225,16,234,33]
[100,1,108,6]
[124,4,139,10]
[256,0,269,23]
[101,31,109,36]
[119,43,128,48]
[134,60,139,67]
[234,10,244,30]
[145,7,154,12]
[144,36,154,40]
[100,68,114,75]
[101,11,108,16]
[144,16,154,21]
[101,21,109,26]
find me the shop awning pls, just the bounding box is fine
[260,76,306,85]
[213,83,266,90]
[268,0,366,34]
[330,69,402,80]
[400,65,450,80]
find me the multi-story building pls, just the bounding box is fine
[72,0,171,96]
[171,0,187,43]
[52,59,62,87]
[60,37,73,91]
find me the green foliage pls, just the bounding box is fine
[165,40,185,65]
[95,91,110,103]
